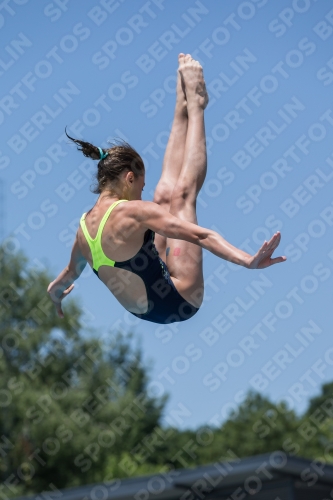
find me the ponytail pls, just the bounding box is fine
[65,128,145,194]
[65,128,106,161]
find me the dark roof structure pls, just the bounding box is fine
[15,452,333,500]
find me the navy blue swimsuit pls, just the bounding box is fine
[98,229,199,324]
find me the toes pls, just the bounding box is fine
[178,53,185,65]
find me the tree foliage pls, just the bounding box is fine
[0,250,166,496]
[0,249,332,497]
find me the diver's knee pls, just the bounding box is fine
[153,181,173,206]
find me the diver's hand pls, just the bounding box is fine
[47,282,75,318]
[247,232,287,269]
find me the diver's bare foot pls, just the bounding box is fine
[179,53,209,110]
[175,53,187,117]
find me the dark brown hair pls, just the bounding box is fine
[65,129,145,194]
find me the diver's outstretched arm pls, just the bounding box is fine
[47,231,87,317]
[131,200,287,269]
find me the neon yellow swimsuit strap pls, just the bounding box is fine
[80,199,128,271]
[95,199,128,241]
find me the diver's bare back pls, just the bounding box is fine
[78,198,153,314]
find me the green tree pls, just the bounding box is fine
[189,392,301,464]
[306,382,333,415]
[297,382,333,461]
[2,247,333,498]
[0,249,166,497]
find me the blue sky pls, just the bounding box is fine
[1,0,333,430]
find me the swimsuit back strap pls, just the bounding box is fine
[80,199,128,271]
[96,199,128,241]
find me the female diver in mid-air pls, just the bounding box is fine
[47,54,286,324]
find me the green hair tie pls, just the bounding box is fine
[98,147,108,160]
